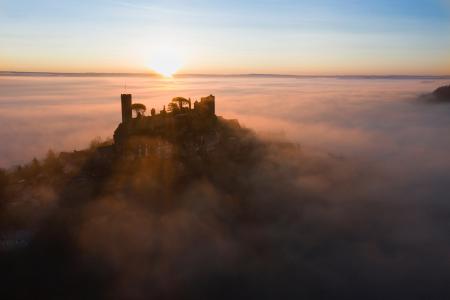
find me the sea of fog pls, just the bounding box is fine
[2,74,450,297]
[2,74,450,166]
[1,75,450,188]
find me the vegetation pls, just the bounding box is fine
[167,101,179,113]
[172,96,190,110]
[1,106,348,300]
[2,109,446,300]
[131,103,147,116]
[0,168,7,199]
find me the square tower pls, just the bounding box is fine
[121,94,132,123]
[200,95,215,115]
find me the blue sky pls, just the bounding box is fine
[1,0,449,74]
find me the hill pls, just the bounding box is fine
[432,84,450,101]
[0,96,309,299]
[3,93,446,300]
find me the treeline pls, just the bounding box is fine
[0,137,113,203]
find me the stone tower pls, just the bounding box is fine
[121,94,132,124]
[200,95,215,115]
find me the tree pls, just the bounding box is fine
[171,97,190,112]
[29,158,41,178]
[0,168,7,199]
[43,149,62,176]
[89,136,103,150]
[167,102,179,113]
[131,103,147,117]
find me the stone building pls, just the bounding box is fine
[113,94,217,158]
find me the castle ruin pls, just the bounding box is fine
[113,93,218,158]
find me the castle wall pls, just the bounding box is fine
[200,95,215,115]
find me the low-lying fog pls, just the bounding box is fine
[1,75,450,181]
[2,74,450,299]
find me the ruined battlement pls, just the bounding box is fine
[112,94,230,158]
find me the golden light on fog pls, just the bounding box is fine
[148,48,183,78]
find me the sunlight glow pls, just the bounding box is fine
[147,48,183,77]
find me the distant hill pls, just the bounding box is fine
[432,84,450,101]
[2,71,450,80]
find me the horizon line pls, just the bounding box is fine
[1,71,450,79]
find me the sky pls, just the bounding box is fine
[1,0,450,75]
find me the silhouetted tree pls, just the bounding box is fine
[89,136,103,150]
[151,108,156,116]
[43,150,62,177]
[0,168,7,199]
[15,157,41,182]
[131,103,147,117]
[31,158,40,169]
[172,97,190,112]
[25,158,41,180]
[168,102,180,113]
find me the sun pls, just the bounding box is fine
[148,49,183,78]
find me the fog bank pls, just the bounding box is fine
[1,75,450,299]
